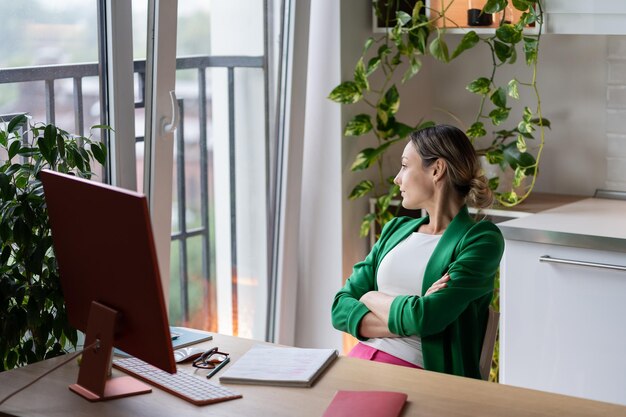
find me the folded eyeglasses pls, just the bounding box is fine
[191,347,229,369]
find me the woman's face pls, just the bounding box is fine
[394,142,436,210]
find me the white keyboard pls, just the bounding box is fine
[113,357,242,406]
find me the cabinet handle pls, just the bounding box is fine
[539,255,626,272]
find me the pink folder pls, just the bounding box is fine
[322,390,408,417]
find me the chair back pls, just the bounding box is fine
[479,306,500,381]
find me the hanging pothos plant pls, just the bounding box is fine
[329,0,549,237]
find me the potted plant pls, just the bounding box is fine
[329,0,549,238]
[0,114,107,371]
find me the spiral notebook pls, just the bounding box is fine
[219,344,338,387]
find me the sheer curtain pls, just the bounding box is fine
[267,0,343,350]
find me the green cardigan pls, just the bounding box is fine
[331,206,504,379]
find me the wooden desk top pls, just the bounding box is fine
[1,333,625,417]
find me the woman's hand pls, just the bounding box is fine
[425,273,450,296]
[358,313,397,338]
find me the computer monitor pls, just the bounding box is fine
[40,169,176,401]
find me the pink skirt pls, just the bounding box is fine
[348,342,422,369]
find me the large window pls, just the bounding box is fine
[1,0,275,341]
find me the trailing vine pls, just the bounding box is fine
[329,0,548,236]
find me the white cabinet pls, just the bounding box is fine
[500,240,626,405]
[545,0,626,34]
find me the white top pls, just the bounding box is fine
[362,231,442,367]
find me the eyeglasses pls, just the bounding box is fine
[191,347,229,370]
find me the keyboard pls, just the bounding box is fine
[113,357,242,406]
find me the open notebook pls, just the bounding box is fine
[219,344,338,387]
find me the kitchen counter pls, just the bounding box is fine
[498,197,626,253]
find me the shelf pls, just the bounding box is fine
[373,0,540,35]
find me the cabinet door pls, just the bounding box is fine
[500,240,626,405]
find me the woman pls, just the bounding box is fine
[331,124,504,379]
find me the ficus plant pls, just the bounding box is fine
[329,0,549,238]
[0,114,107,371]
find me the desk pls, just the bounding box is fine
[1,333,625,417]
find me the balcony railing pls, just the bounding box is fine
[0,55,264,328]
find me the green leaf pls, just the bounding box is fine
[486,149,505,166]
[378,44,392,57]
[530,117,551,129]
[512,0,533,12]
[349,180,374,200]
[518,120,534,134]
[0,129,7,147]
[354,58,369,91]
[451,31,479,59]
[43,124,57,151]
[496,24,523,44]
[56,134,66,159]
[90,142,106,165]
[7,114,28,133]
[379,85,400,117]
[467,77,491,95]
[490,87,507,108]
[328,81,362,104]
[429,34,449,62]
[8,140,21,160]
[394,122,415,139]
[89,124,112,131]
[344,114,373,137]
[350,142,392,171]
[523,106,533,122]
[503,141,536,175]
[412,28,428,55]
[494,40,513,63]
[519,11,537,27]
[6,350,18,370]
[467,122,487,138]
[366,56,381,76]
[516,134,527,152]
[412,1,425,23]
[416,120,436,131]
[359,213,376,238]
[500,191,519,204]
[15,175,28,189]
[489,107,511,126]
[484,0,508,14]
[377,193,392,212]
[488,177,500,191]
[401,56,422,83]
[13,218,31,247]
[390,52,402,66]
[363,37,374,54]
[523,36,538,65]
[508,47,517,64]
[396,11,411,26]
[507,79,520,99]
[513,166,526,187]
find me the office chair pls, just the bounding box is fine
[479,306,500,381]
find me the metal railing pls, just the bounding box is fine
[0,55,264,326]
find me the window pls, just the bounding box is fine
[0,0,279,342]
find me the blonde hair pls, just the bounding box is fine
[409,124,493,209]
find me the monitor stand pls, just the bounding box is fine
[69,301,152,401]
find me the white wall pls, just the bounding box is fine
[424,35,609,196]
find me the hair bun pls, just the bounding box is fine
[467,174,493,209]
